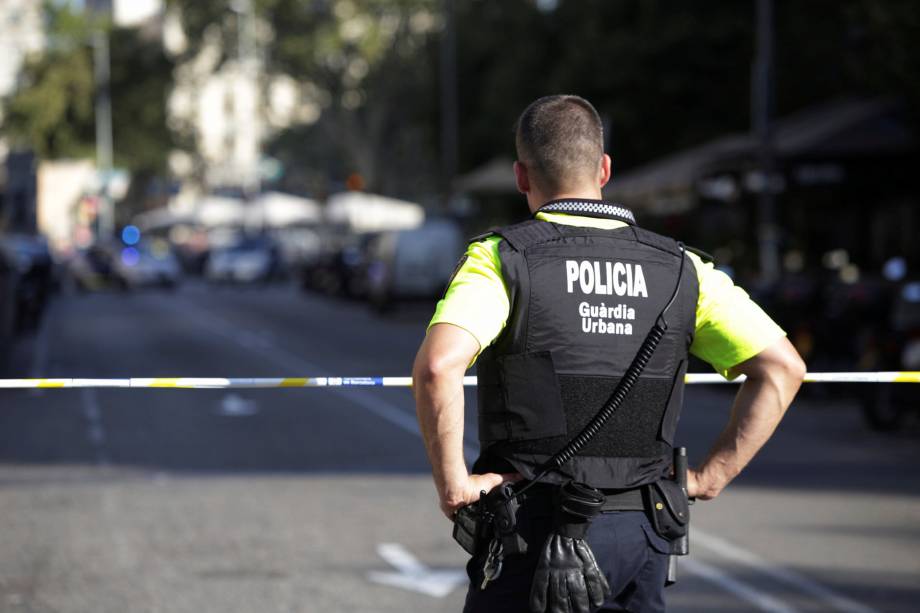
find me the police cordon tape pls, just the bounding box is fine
[0,372,918,389]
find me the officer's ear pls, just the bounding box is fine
[599,154,612,188]
[514,161,531,194]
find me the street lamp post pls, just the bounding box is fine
[753,0,780,283]
[92,20,114,239]
[229,0,261,200]
[439,0,458,209]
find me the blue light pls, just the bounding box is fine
[903,282,920,303]
[122,225,141,246]
[883,257,907,282]
[121,247,140,267]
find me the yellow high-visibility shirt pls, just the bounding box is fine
[429,212,785,378]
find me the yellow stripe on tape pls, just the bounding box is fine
[150,378,181,388]
[38,379,66,388]
[894,372,920,383]
[280,378,307,387]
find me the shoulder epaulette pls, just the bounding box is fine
[630,227,682,257]
[492,219,562,251]
[468,229,498,243]
[684,245,715,263]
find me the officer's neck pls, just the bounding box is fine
[527,188,604,214]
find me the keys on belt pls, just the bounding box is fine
[480,538,504,590]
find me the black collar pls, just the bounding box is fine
[537,199,637,226]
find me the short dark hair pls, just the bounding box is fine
[515,95,604,193]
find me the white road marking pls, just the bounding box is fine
[683,557,799,613]
[81,388,110,466]
[368,543,466,598]
[216,393,259,416]
[346,388,479,462]
[694,528,878,613]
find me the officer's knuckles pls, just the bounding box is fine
[441,490,471,515]
[469,472,505,493]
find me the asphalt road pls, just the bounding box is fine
[1,281,918,613]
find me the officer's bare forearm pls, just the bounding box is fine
[412,324,480,507]
[695,337,805,499]
[414,364,469,504]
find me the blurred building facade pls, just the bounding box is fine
[0,0,44,233]
[0,0,44,107]
[165,4,311,198]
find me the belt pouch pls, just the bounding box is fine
[644,479,689,541]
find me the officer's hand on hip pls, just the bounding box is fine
[686,468,720,501]
[442,472,522,520]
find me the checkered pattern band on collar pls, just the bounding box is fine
[540,200,637,225]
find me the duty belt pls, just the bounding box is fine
[521,483,645,512]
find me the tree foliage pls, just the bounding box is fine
[2,3,175,176]
[265,0,440,196]
[168,0,440,196]
[2,5,96,160]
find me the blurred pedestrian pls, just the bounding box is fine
[413,95,805,612]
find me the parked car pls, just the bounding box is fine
[0,233,54,332]
[9,234,54,331]
[0,239,19,367]
[297,229,357,296]
[114,240,182,289]
[272,225,322,271]
[67,244,129,292]
[366,219,465,311]
[205,235,283,283]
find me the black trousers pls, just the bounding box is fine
[462,509,670,613]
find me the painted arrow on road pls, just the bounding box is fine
[368,543,467,598]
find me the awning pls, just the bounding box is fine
[453,157,517,196]
[603,97,913,213]
[324,191,425,233]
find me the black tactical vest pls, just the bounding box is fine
[473,200,699,489]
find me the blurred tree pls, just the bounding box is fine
[109,27,176,176]
[775,0,920,119]
[265,0,440,197]
[453,0,754,172]
[2,3,176,215]
[2,5,96,160]
[168,0,441,198]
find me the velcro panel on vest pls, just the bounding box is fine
[500,375,672,458]
[494,220,561,252]
[478,351,568,442]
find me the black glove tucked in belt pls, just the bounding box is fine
[529,481,610,613]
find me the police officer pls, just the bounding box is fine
[413,95,806,612]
